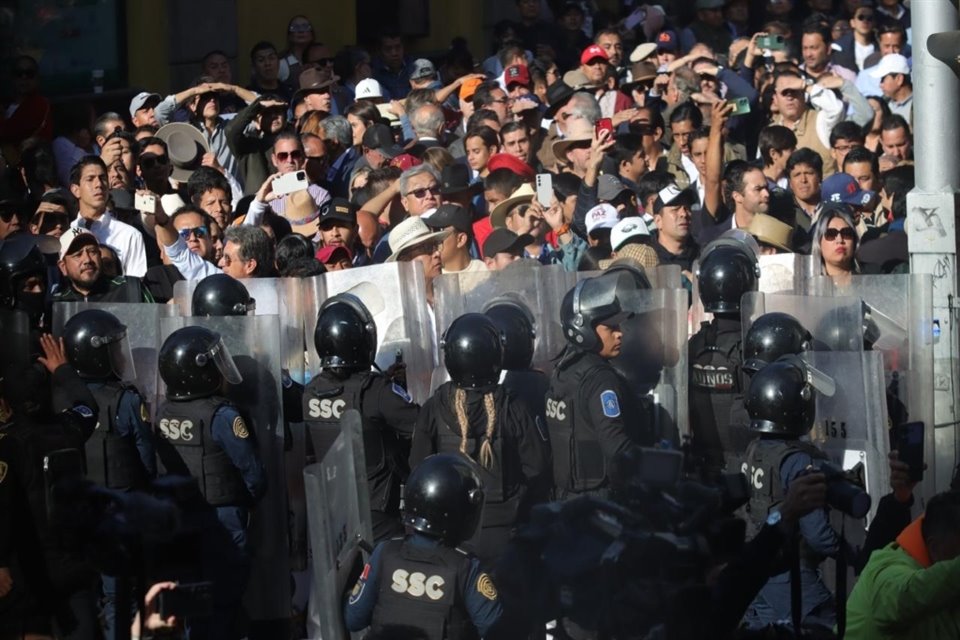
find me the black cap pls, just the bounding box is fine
[361,123,402,159]
[544,81,575,118]
[440,163,483,196]
[482,228,532,257]
[320,198,358,225]
[425,203,472,234]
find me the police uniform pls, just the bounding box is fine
[85,380,156,489]
[742,437,839,631]
[546,350,648,499]
[304,370,420,541]
[344,533,503,640]
[688,316,752,474]
[409,383,551,564]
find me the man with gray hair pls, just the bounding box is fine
[319,115,357,197]
[220,224,276,278]
[399,164,441,216]
[409,103,445,157]
[565,92,601,129]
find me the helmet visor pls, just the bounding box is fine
[201,336,243,385]
[785,354,836,397]
[105,332,137,381]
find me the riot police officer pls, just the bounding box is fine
[742,311,813,374]
[741,356,840,633]
[546,272,651,501]
[483,296,547,428]
[410,313,550,564]
[344,453,503,639]
[0,233,50,330]
[688,234,761,474]
[191,273,256,316]
[304,293,419,541]
[156,325,266,640]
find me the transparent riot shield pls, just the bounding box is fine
[740,292,867,353]
[158,314,291,622]
[53,302,176,421]
[434,261,569,376]
[302,261,434,404]
[800,274,937,498]
[758,253,817,294]
[304,410,373,640]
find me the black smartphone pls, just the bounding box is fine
[43,448,85,522]
[157,582,214,619]
[890,421,924,483]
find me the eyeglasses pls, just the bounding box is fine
[139,155,170,170]
[406,185,440,199]
[13,68,36,79]
[178,226,209,240]
[824,227,856,242]
[833,143,859,153]
[854,13,874,21]
[275,150,304,162]
[289,23,313,33]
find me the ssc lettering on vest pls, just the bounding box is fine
[390,569,446,600]
[741,462,764,490]
[158,418,195,442]
[691,364,735,390]
[545,398,567,421]
[307,398,347,419]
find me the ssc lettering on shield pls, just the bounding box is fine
[307,398,347,419]
[545,399,566,421]
[390,569,445,600]
[158,418,194,442]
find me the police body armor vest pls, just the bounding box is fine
[303,372,390,505]
[86,381,148,490]
[688,319,751,472]
[743,438,829,547]
[435,394,519,527]
[371,538,477,640]
[156,397,249,507]
[546,357,610,495]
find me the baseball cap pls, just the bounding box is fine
[653,184,696,214]
[355,78,384,100]
[868,53,911,79]
[597,175,631,202]
[316,244,353,264]
[319,198,358,226]
[656,30,679,52]
[504,64,531,88]
[129,92,161,119]
[821,173,876,208]
[424,203,472,234]
[585,203,620,236]
[610,217,650,251]
[361,123,403,159]
[410,58,437,81]
[59,227,98,259]
[482,228,532,257]
[486,154,535,181]
[580,44,610,66]
[460,76,484,101]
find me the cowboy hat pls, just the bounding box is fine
[385,216,451,262]
[489,183,536,229]
[156,123,210,181]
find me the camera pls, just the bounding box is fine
[812,461,871,519]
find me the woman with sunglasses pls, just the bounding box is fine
[812,204,860,283]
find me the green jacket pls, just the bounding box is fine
[846,536,960,639]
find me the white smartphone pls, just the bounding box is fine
[272,170,309,197]
[535,173,553,208]
[134,192,156,213]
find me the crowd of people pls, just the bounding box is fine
[1,0,957,638]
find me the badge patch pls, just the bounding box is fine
[348,577,366,605]
[0,461,7,484]
[476,573,498,601]
[75,404,94,418]
[392,382,412,403]
[140,403,150,423]
[600,390,621,418]
[232,416,250,439]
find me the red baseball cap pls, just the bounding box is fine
[389,153,422,172]
[580,44,610,65]
[487,153,535,180]
[504,64,531,88]
[316,244,353,264]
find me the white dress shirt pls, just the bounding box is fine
[73,211,147,277]
[163,235,222,281]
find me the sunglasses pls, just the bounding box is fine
[406,185,440,199]
[275,150,304,162]
[779,88,805,98]
[824,227,856,241]
[139,155,170,170]
[178,226,209,240]
[289,23,313,33]
[13,68,36,79]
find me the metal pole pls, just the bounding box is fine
[908,0,960,492]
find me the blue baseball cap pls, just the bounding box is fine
[821,173,876,208]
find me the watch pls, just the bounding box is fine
[765,509,782,527]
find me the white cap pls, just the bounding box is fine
[129,91,161,119]
[610,217,650,251]
[868,53,911,79]
[59,227,98,259]
[629,42,657,63]
[585,203,620,236]
[355,78,384,100]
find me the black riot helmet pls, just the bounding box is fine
[0,233,48,323]
[314,293,377,372]
[742,312,812,374]
[696,237,761,314]
[191,274,256,316]
[442,313,504,389]
[402,453,485,544]
[62,309,136,380]
[159,326,243,400]
[560,272,633,352]
[745,356,835,437]
[483,296,536,371]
